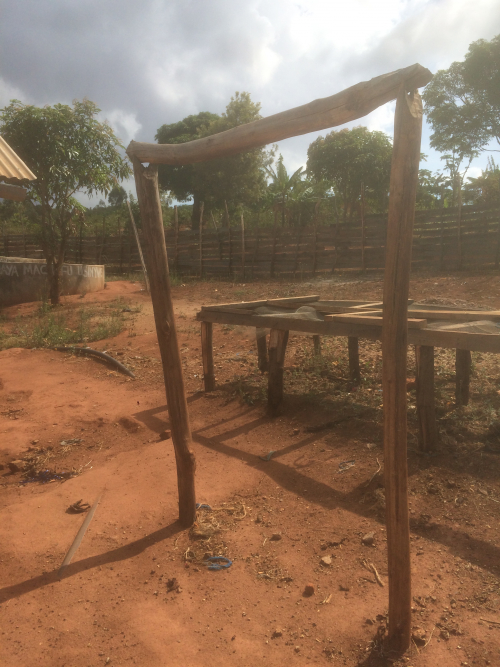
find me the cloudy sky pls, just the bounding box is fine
[2,0,500,205]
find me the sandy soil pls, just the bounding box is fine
[1,273,499,667]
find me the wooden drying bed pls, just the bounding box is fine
[196,294,500,449]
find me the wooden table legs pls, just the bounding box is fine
[348,336,361,383]
[256,328,269,372]
[313,334,321,356]
[456,349,471,406]
[201,321,215,392]
[268,328,289,415]
[415,345,438,451]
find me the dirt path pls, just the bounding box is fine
[1,275,499,667]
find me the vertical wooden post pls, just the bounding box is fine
[131,159,196,528]
[382,85,423,653]
[174,205,179,274]
[241,211,246,280]
[313,335,321,356]
[360,182,366,273]
[348,337,361,383]
[268,328,289,415]
[256,328,268,372]
[415,345,438,451]
[126,198,150,293]
[456,349,471,406]
[199,201,204,278]
[201,321,215,392]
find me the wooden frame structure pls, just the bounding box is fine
[128,63,433,652]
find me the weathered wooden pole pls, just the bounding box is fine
[382,85,423,653]
[126,198,150,293]
[256,328,269,372]
[131,159,196,527]
[348,337,361,383]
[456,349,471,406]
[241,211,246,279]
[313,334,321,356]
[268,328,289,415]
[201,321,215,391]
[415,345,438,451]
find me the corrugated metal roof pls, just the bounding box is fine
[0,135,36,182]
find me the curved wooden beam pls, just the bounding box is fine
[127,63,432,165]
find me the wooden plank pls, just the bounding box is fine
[0,183,27,202]
[268,329,289,415]
[415,345,438,452]
[127,64,432,165]
[456,349,472,406]
[325,314,427,328]
[132,159,196,528]
[407,309,500,321]
[201,321,215,392]
[266,295,320,305]
[382,85,423,652]
[201,300,268,310]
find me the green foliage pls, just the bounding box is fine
[156,93,273,228]
[465,157,500,207]
[0,99,131,303]
[0,304,125,351]
[108,185,127,207]
[462,34,500,145]
[306,127,392,223]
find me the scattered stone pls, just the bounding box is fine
[271,629,283,639]
[291,429,300,436]
[320,556,333,567]
[166,578,179,593]
[303,583,315,597]
[8,460,24,473]
[294,646,300,653]
[411,628,427,646]
[339,583,350,592]
[440,629,450,641]
[255,514,263,524]
[159,430,171,441]
[362,532,375,546]
[118,416,141,433]
[270,533,282,541]
[365,618,374,625]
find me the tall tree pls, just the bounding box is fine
[462,34,500,147]
[264,154,305,226]
[156,93,272,229]
[0,99,131,304]
[306,127,392,223]
[422,62,488,200]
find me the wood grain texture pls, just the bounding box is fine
[382,85,423,652]
[201,321,215,392]
[268,328,289,415]
[415,345,438,452]
[127,64,432,165]
[256,328,269,372]
[0,183,27,201]
[132,159,196,528]
[456,349,472,406]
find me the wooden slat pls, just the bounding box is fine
[325,313,427,328]
[408,309,500,321]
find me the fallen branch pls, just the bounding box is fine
[58,492,103,578]
[362,559,385,587]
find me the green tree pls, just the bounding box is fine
[108,184,127,207]
[462,34,500,147]
[264,154,305,226]
[156,93,272,229]
[0,99,131,304]
[306,127,392,223]
[464,157,500,207]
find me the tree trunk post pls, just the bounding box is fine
[127,199,150,293]
[267,328,289,415]
[199,202,204,279]
[256,328,268,372]
[348,336,361,383]
[201,321,215,392]
[241,211,246,280]
[382,85,423,654]
[313,334,321,356]
[415,345,438,452]
[174,205,179,274]
[456,349,472,406]
[131,159,196,528]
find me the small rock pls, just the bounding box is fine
[320,556,333,567]
[294,646,300,653]
[440,629,450,641]
[303,583,315,597]
[365,618,374,625]
[8,460,24,473]
[339,583,350,592]
[271,629,283,639]
[270,533,282,541]
[291,428,300,436]
[255,514,263,524]
[159,430,172,441]
[412,628,427,646]
[362,532,375,546]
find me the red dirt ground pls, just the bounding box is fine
[1,274,499,667]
